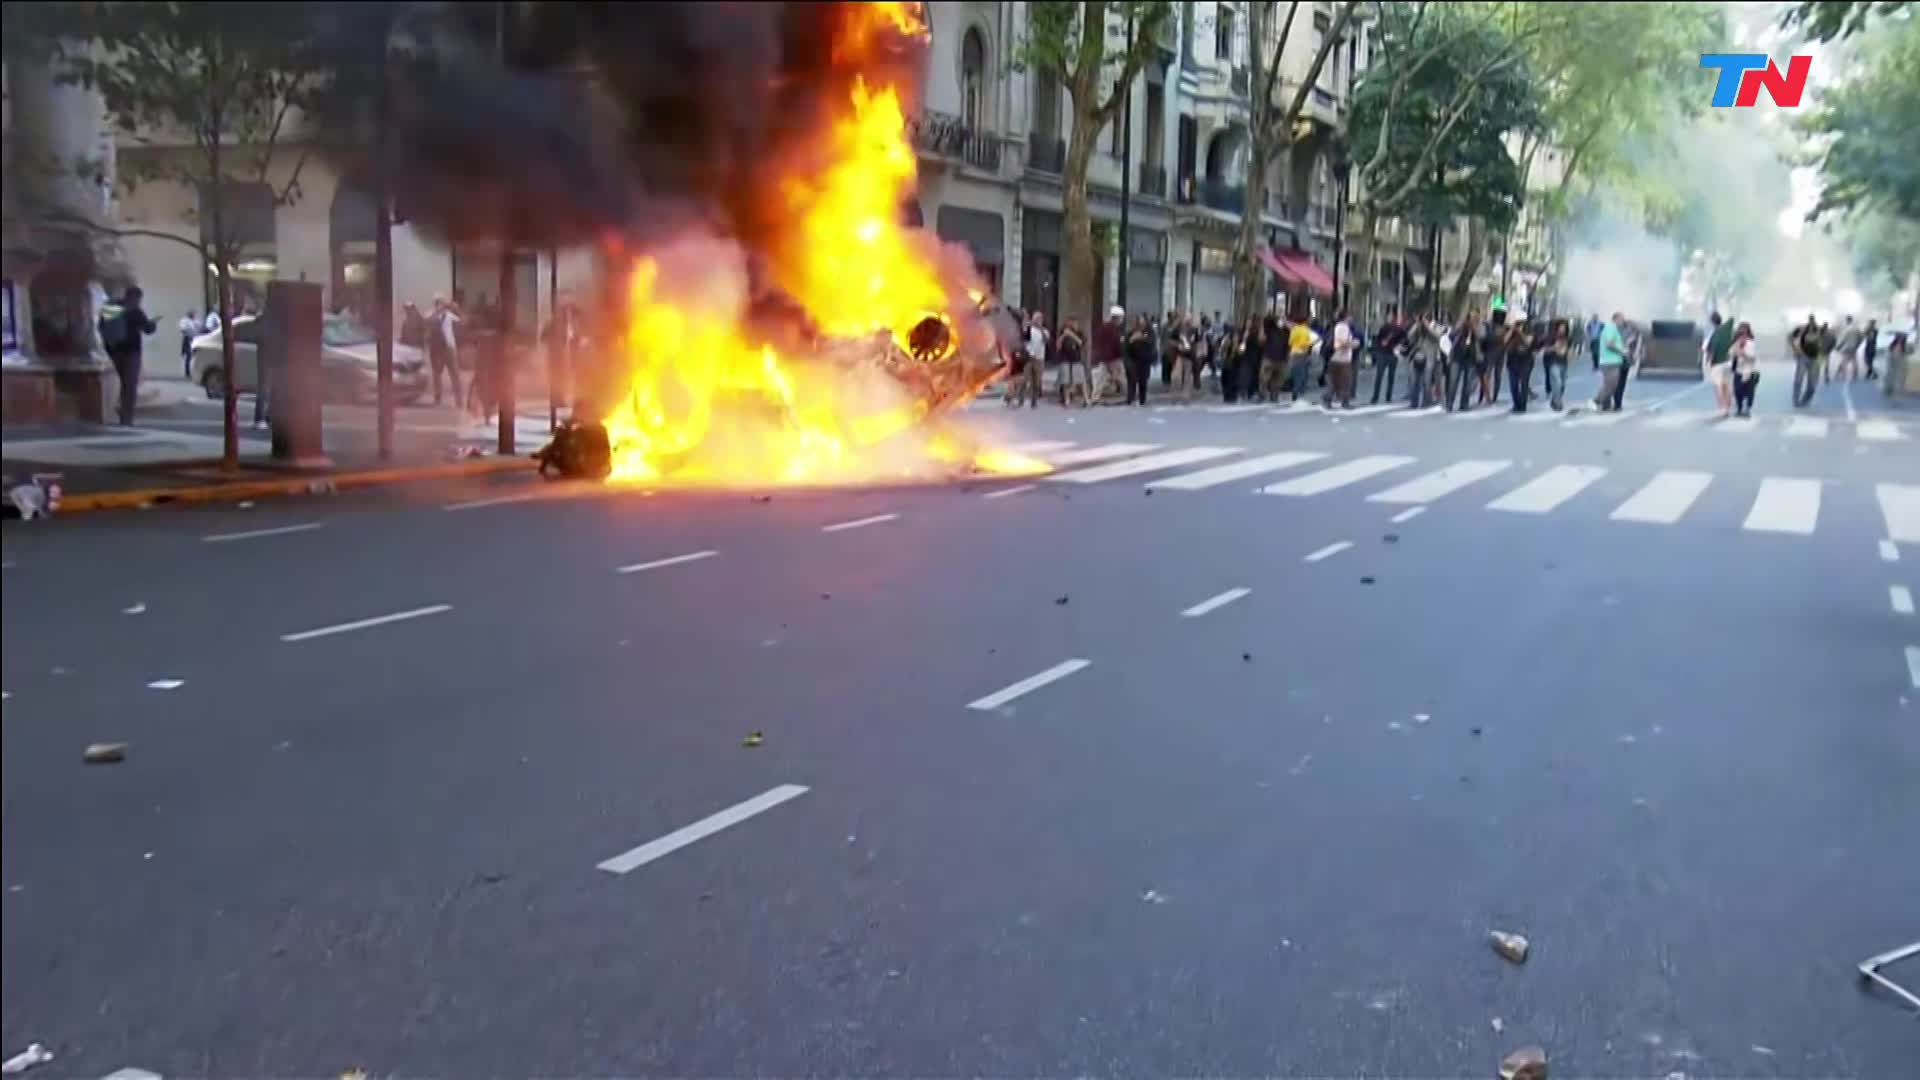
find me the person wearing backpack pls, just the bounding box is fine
[98,285,157,425]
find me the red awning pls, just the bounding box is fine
[1257,248,1336,297]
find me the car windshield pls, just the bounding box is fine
[323,316,374,347]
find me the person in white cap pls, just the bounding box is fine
[1093,305,1126,403]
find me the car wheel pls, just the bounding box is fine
[202,368,228,400]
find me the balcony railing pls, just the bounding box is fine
[1027,134,1066,175]
[908,111,1002,172]
[1138,164,1168,199]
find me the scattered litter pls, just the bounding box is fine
[1618,734,1638,745]
[50,667,68,677]
[273,741,292,752]
[742,731,765,748]
[1413,712,1430,724]
[238,501,255,509]
[1470,726,1483,737]
[1383,533,1400,543]
[146,679,185,691]
[1147,417,1167,425]
[306,479,340,494]
[1288,754,1312,776]
[617,639,630,647]
[478,871,508,885]
[1750,1045,1775,1056]
[1490,1016,1505,1033]
[1280,937,1292,948]
[1490,930,1531,964]
[0,1043,53,1075]
[83,742,128,764]
[820,592,832,600]
[1054,595,1070,606]
[122,602,147,615]
[1499,1045,1548,1080]
[340,1070,368,1080]
[142,852,153,861]
[1,691,9,701]
[847,835,856,844]
[1144,488,1153,496]
[752,494,773,503]
[1650,724,1664,735]
[1632,797,1651,809]
[1359,576,1376,585]
[885,968,902,978]
[6,885,21,893]
[1386,720,1404,731]
[1241,652,1252,662]
[1141,889,1166,904]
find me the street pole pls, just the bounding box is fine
[1117,14,1133,313]
[496,0,515,456]
[373,18,394,461]
[548,246,559,432]
[1331,162,1348,312]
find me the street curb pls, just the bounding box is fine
[55,456,536,514]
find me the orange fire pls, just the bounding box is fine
[599,1,1045,487]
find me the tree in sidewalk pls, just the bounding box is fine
[1344,3,1541,319]
[6,2,328,470]
[1231,0,1359,324]
[1803,8,1920,222]
[1782,0,1913,42]
[1017,1,1172,328]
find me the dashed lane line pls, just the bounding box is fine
[1304,541,1353,563]
[616,550,719,574]
[1181,587,1251,618]
[596,784,811,875]
[281,604,452,643]
[967,659,1091,711]
[202,522,324,543]
[821,513,900,533]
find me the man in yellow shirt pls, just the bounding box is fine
[1285,316,1316,402]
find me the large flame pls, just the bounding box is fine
[599,1,1045,486]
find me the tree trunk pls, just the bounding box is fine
[1061,118,1100,331]
[209,134,240,472]
[1448,218,1487,319]
[1235,135,1272,324]
[1353,202,1380,324]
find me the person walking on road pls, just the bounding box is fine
[98,285,157,426]
[1833,315,1863,383]
[1789,314,1823,408]
[1505,320,1537,413]
[1885,332,1910,399]
[1703,311,1735,418]
[1609,319,1638,411]
[1541,318,1571,411]
[1591,311,1630,411]
[1586,313,1603,371]
[1731,321,1760,417]
[1369,313,1404,405]
[1448,312,1481,412]
[1055,317,1088,407]
[1123,314,1155,406]
[1863,319,1880,380]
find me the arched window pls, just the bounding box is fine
[960,28,987,130]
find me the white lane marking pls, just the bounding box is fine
[1785,416,1829,438]
[1743,477,1822,535]
[1448,407,1509,422]
[1857,419,1905,442]
[1509,409,1565,424]
[1271,400,1321,415]
[1304,541,1352,563]
[982,483,1036,499]
[1148,450,1327,491]
[1044,442,1162,466]
[821,513,899,533]
[1908,645,1920,690]
[1047,446,1240,484]
[1182,587,1251,618]
[1874,484,1920,544]
[617,550,719,574]
[1610,471,1713,525]
[146,679,185,691]
[1842,380,1858,423]
[1646,409,1713,430]
[201,522,323,543]
[1642,379,1711,412]
[1487,465,1608,514]
[967,658,1091,711]
[1261,455,1417,496]
[1340,403,1401,416]
[1892,586,1915,616]
[1715,416,1758,434]
[1390,506,1426,523]
[1881,539,1901,563]
[444,491,545,511]
[1206,404,1269,414]
[1008,439,1078,454]
[1367,459,1512,505]
[596,784,810,875]
[281,604,452,643]
[1388,406,1446,420]
[1564,409,1632,428]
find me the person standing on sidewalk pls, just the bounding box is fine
[1541,318,1570,411]
[1368,313,1404,405]
[98,285,157,426]
[1592,311,1629,411]
[428,295,463,408]
[1505,320,1536,413]
[178,310,199,378]
[1703,311,1734,417]
[1123,314,1154,406]
[1324,309,1357,409]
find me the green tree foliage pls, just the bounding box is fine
[1803,9,1920,220]
[1017,1,1173,327]
[1783,0,1913,42]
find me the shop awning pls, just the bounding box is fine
[1256,247,1335,297]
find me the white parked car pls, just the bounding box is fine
[189,313,429,405]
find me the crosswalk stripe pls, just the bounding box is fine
[1260,454,1417,496]
[1340,402,1400,416]
[1147,450,1327,491]
[1270,401,1321,416]
[1611,470,1713,524]
[1876,484,1920,543]
[1449,407,1508,422]
[1367,459,1513,505]
[1647,410,1712,430]
[1487,465,1608,514]
[1388,406,1446,420]
[1715,416,1758,434]
[1509,409,1565,424]
[1043,442,1161,466]
[1858,419,1905,441]
[1008,439,1078,455]
[1048,446,1240,484]
[1785,416,1829,438]
[1206,404,1268,414]
[1743,477,1822,535]
[1565,409,1631,428]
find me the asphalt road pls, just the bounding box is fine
[3,363,1917,1077]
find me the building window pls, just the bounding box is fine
[961,27,988,131]
[1032,72,1061,138]
[1215,7,1233,61]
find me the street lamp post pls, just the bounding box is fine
[1117,13,1134,313]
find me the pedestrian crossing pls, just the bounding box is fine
[1194,401,1913,441]
[1001,438,1920,540]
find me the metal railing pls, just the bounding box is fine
[1199,178,1246,215]
[908,111,1002,172]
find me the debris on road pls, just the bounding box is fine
[146,679,185,691]
[0,1043,53,1075]
[1055,595,1070,605]
[1360,576,1376,585]
[1490,930,1531,964]
[1242,652,1252,662]
[1141,889,1166,904]
[1414,713,1431,724]
[83,742,128,764]
[1499,1044,1548,1080]
[238,500,255,509]
[742,731,765,748]
[122,602,147,615]
[1490,1016,1506,1033]
[1471,726,1484,737]
[1383,533,1400,543]
[753,494,773,503]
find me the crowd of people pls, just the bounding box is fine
[1001,304,1657,416]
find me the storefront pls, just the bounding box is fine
[935,206,1005,298]
[1124,227,1167,318]
[1191,240,1236,320]
[1020,209,1062,329]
